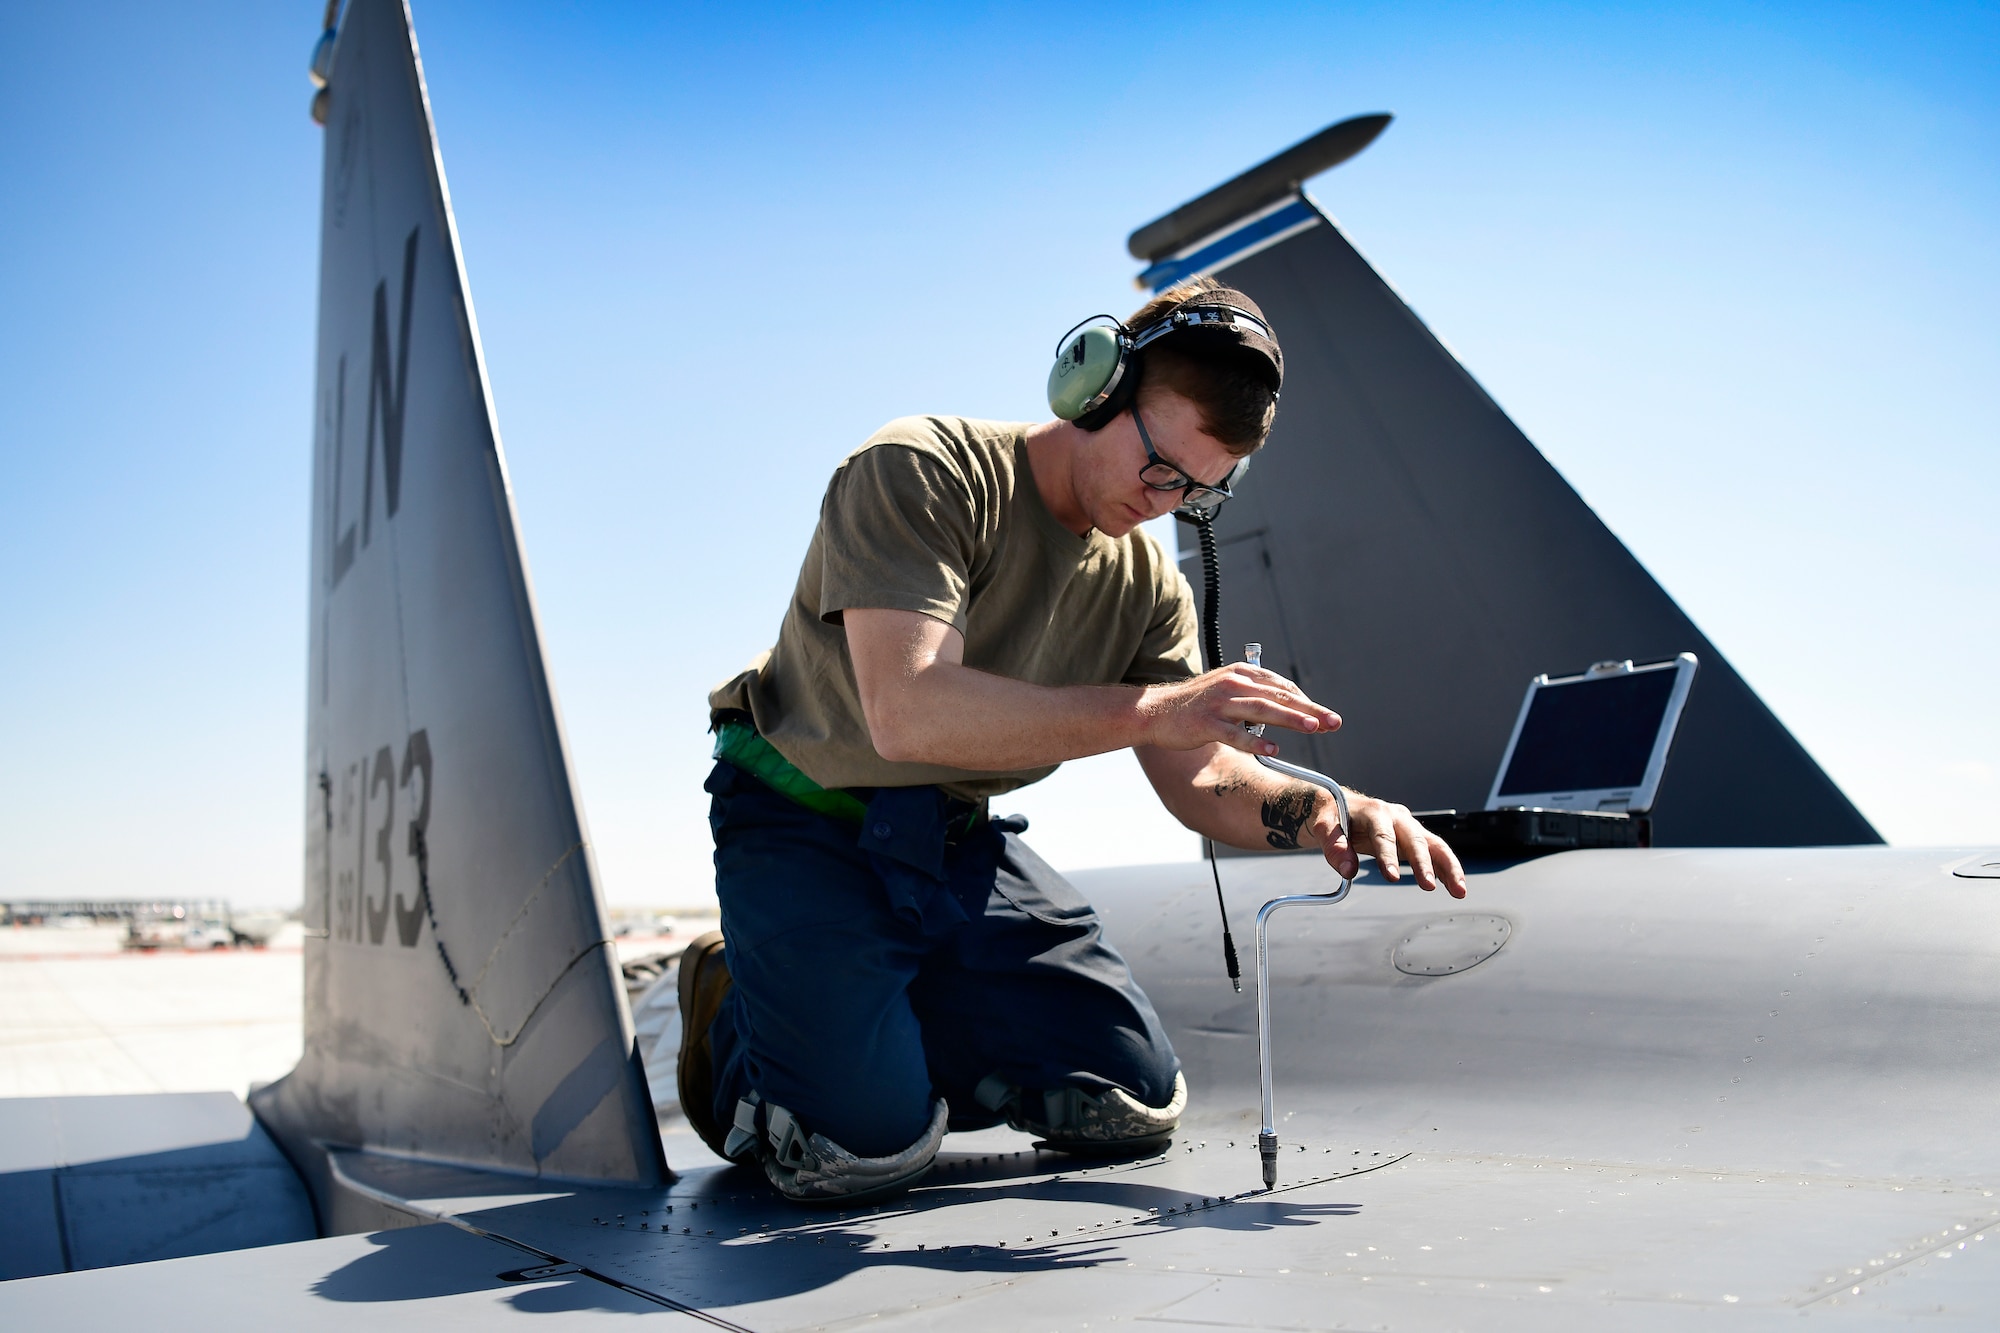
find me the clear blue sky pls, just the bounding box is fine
[2,2,1994,908]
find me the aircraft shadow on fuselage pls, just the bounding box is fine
[309,1223,660,1314]
[0,1139,316,1280]
[431,1156,1367,1310]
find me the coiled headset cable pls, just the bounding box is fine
[1189,512,1243,992]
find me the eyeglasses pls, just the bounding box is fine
[1132,406,1234,514]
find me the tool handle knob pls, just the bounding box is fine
[1243,643,1265,737]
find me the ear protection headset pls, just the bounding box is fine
[1044,290,1283,513]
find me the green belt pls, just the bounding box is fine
[712,719,870,823]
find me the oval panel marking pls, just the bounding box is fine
[1392,913,1513,977]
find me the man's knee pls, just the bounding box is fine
[725,1091,948,1204]
[756,1067,935,1160]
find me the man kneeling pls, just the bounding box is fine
[682,278,1466,1204]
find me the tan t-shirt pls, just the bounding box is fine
[709,416,1201,801]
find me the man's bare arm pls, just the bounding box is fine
[843,607,1338,770]
[1136,742,1468,898]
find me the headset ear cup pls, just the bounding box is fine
[1048,325,1123,422]
[1071,351,1140,433]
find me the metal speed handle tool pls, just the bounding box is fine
[1250,752,1353,1189]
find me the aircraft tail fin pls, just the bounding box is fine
[251,0,667,1231]
[1138,121,1878,846]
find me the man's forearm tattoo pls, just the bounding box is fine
[1261,781,1319,850]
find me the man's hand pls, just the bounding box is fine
[1309,789,1467,898]
[1137,664,1340,756]
[1137,743,1469,899]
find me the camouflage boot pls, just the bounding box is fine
[674,930,735,1159]
[975,1070,1187,1156]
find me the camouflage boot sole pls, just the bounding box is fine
[975,1070,1188,1157]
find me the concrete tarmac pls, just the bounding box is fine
[0,926,305,1099]
[0,920,719,1103]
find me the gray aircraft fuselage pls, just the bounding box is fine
[7,847,1998,1326]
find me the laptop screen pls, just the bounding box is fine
[1495,668,1680,798]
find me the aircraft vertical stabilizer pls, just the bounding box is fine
[250,0,667,1229]
[1136,120,1880,847]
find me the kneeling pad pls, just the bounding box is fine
[748,1096,949,1204]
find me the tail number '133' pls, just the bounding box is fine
[329,729,433,947]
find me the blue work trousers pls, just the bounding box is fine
[704,760,1181,1159]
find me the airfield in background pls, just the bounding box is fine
[0,911,711,1102]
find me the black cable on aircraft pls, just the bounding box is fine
[1193,513,1241,992]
